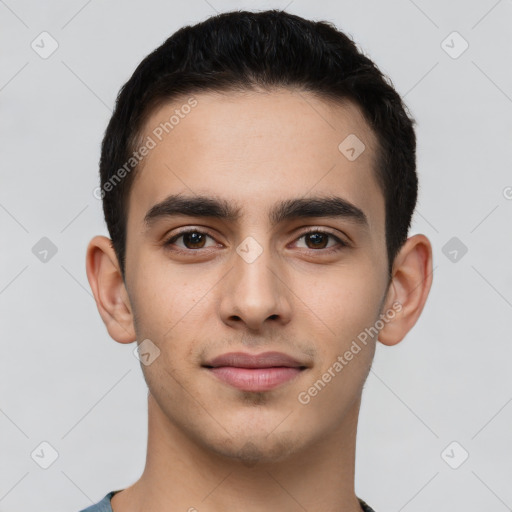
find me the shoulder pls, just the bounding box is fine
[78,492,376,512]
[358,497,377,512]
[77,490,118,512]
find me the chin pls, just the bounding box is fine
[207,430,300,466]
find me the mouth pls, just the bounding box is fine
[202,351,309,392]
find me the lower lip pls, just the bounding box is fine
[207,366,304,391]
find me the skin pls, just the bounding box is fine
[86,88,433,512]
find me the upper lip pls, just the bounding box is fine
[203,351,308,369]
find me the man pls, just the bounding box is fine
[83,9,433,512]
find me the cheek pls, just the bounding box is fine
[129,257,198,335]
[128,262,215,377]
[297,269,384,348]
[295,273,381,419]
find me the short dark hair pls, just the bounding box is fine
[99,9,417,280]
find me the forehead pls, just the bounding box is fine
[127,88,384,236]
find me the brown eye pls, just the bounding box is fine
[294,229,348,252]
[164,230,216,251]
[304,232,329,249]
[181,231,207,249]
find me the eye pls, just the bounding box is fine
[293,229,348,252]
[164,229,217,251]
[163,227,349,254]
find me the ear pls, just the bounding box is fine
[378,234,433,346]
[85,235,137,344]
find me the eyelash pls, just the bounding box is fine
[163,228,349,254]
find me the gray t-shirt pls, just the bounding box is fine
[78,490,377,511]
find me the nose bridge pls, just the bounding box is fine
[219,232,291,329]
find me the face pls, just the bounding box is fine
[123,88,390,463]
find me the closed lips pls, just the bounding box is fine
[203,351,308,369]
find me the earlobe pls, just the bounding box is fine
[378,234,433,347]
[85,235,137,344]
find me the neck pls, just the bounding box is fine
[112,393,363,512]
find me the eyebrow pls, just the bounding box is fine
[143,194,369,230]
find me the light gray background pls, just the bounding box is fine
[1,1,511,511]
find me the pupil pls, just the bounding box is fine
[308,233,326,248]
[185,232,204,248]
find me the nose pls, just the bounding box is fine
[218,238,293,332]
